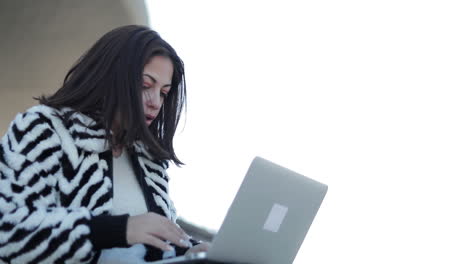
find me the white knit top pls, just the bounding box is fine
[111,149,148,216]
[98,149,151,264]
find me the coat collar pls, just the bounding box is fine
[37,105,168,169]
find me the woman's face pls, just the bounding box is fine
[142,56,174,126]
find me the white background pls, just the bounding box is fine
[146,0,468,263]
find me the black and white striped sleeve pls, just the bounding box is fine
[0,110,101,264]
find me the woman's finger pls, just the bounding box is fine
[142,234,174,251]
[185,242,211,256]
[169,223,190,240]
[150,227,191,248]
[127,213,191,248]
[156,217,190,241]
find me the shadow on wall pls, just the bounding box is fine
[0,0,148,133]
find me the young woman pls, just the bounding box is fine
[0,25,209,264]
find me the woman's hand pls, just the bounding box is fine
[127,212,191,251]
[185,242,211,256]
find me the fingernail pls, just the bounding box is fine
[166,246,174,251]
[179,239,192,248]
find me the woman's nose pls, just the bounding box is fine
[145,89,162,109]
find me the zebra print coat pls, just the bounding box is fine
[0,105,181,264]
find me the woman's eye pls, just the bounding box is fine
[161,92,168,98]
[143,86,150,90]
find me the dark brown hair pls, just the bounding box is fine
[37,25,186,165]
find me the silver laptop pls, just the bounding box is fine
[152,156,328,264]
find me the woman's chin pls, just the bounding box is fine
[146,119,155,126]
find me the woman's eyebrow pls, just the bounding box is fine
[143,73,171,88]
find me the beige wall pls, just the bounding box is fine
[0,0,149,133]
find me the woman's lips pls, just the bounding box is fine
[145,114,156,125]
